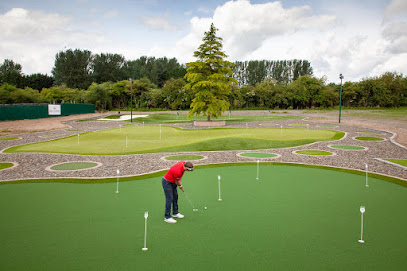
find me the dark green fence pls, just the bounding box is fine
[0,104,95,121]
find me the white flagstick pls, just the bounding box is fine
[77,134,80,144]
[116,169,120,193]
[359,206,365,243]
[256,160,259,180]
[365,164,369,187]
[142,211,149,251]
[218,175,222,201]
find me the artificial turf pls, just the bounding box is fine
[0,165,406,270]
[4,126,344,155]
[0,162,13,170]
[330,145,366,150]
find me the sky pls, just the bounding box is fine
[0,0,406,84]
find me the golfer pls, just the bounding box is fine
[162,161,194,223]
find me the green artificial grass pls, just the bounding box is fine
[0,137,19,141]
[355,136,384,141]
[384,159,407,167]
[240,152,278,158]
[0,165,406,270]
[103,113,304,124]
[165,155,204,161]
[50,162,99,171]
[0,163,13,170]
[330,145,366,150]
[5,127,344,155]
[296,150,333,155]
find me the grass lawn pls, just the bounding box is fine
[355,136,384,141]
[296,150,333,155]
[0,165,406,270]
[5,126,344,155]
[384,159,407,167]
[330,145,366,150]
[0,137,19,140]
[103,113,303,124]
[0,163,13,170]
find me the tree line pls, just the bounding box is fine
[1,71,405,111]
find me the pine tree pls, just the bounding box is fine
[185,23,237,121]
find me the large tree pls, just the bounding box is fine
[91,53,126,83]
[52,49,93,89]
[185,23,237,121]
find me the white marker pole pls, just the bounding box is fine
[218,175,222,201]
[142,211,149,251]
[358,206,365,243]
[256,160,259,180]
[116,169,120,193]
[365,164,369,187]
[77,134,80,144]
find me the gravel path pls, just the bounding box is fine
[0,113,406,182]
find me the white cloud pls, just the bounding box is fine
[140,13,178,31]
[383,0,407,22]
[0,8,108,74]
[104,10,119,19]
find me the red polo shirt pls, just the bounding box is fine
[164,161,185,183]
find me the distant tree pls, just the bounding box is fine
[185,23,237,121]
[0,59,24,87]
[24,73,54,90]
[52,49,93,89]
[92,53,126,83]
[85,82,112,111]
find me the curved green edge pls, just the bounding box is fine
[0,163,14,170]
[0,137,19,141]
[331,145,365,150]
[0,162,405,188]
[3,128,345,155]
[355,136,384,141]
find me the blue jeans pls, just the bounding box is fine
[162,178,179,219]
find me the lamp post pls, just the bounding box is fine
[129,78,133,123]
[339,73,344,123]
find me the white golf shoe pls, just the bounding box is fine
[164,217,177,223]
[172,213,184,218]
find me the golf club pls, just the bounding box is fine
[182,190,198,211]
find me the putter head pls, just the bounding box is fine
[193,209,198,212]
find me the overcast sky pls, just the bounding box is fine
[0,0,406,83]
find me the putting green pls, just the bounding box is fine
[239,152,278,158]
[384,159,407,167]
[4,126,344,155]
[0,165,406,270]
[355,137,384,141]
[0,162,14,170]
[0,137,19,141]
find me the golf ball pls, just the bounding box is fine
[204,206,207,210]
